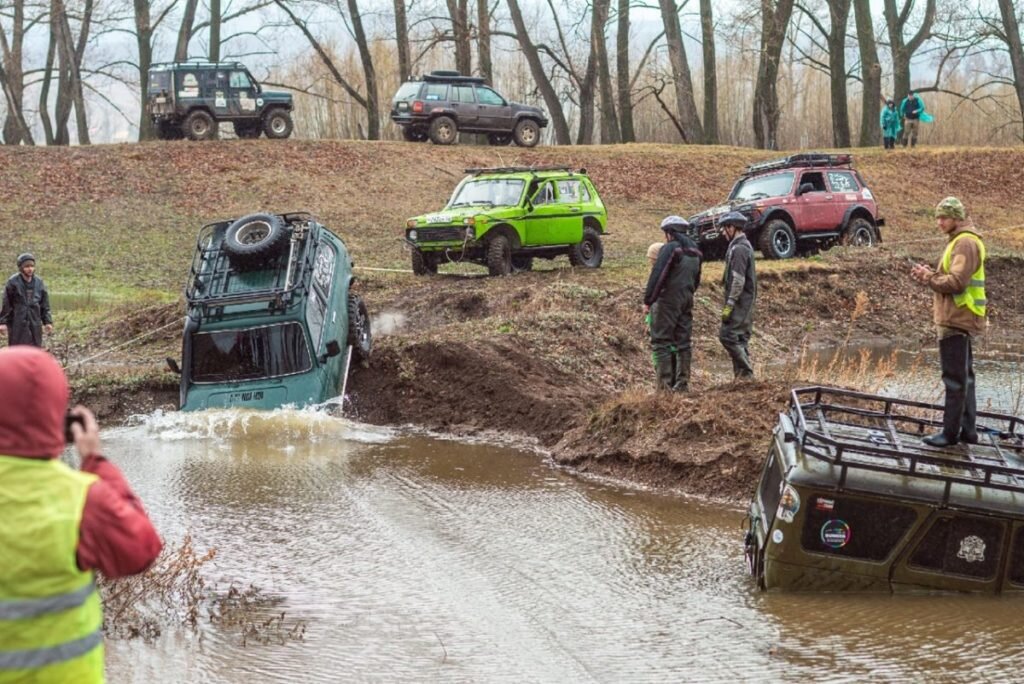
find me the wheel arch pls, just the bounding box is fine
[583,215,604,234]
[484,223,522,250]
[842,205,878,229]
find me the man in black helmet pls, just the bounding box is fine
[643,216,702,391]
[0,253,53,347]
[718,212,756,379]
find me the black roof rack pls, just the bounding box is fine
[789,386,1024,501]
[422,71,487,84]
[744,153,853,176]
[464,166,576,175]
[150,59,248,70]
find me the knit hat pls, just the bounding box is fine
[935,197,966,220]
[17,253,35,268]
[660,215,689,231]
[718,211,748,228]
[646,242,663,261]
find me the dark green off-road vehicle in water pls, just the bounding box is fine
[147,60,295,140]
[168,212,371,411]
[746,387,1024,593]
[404,166,608,276]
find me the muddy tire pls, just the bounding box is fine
[488,133,512,146]
[183,110,215,141]
[411,249,439,276]
[429,116,458,145]
[223,213,291,269]
[511,255,533,272]
[347,294,372,364]
[402,126,428,142]
[568,226,604,268]
[840,218,877,248]
[758,219,797,259]
[263,109,293,139]
[512,119,540,147]
[233,121,262,139]
[486,234,512,276]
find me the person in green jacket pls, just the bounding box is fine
[880,99,901,150]
[898,89,933,147]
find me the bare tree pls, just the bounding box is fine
[393,0,411,81]
[0,0,35,144]
[615,0,634,141]
[883,0,936,99]
[795,0,851,147]
[209,0,221,61]
[753,0,794,149]
[853,0,881,146]
[446,0,471,73]
[505,0,571,143]
[994,0,1024,138]
[593,0,619,142]
[657,0,703,142]
[175,0,200,60]
[476,0,491,81]
[699,0,717,143]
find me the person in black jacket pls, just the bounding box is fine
[643,216,702,391]
[0,253,53,347]
[718,212,757,379]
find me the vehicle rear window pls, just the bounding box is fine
[757,448,783,528]
[191,323,311,383]
[800,495,917,561]
[827,171,859,192]
[148,70,171,95]
[423,84,448,101]
[909,516,1004,580]
[393,82,421,100]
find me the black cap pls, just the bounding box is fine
[17,253,35,268]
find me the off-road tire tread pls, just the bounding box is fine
[840,217,877,247]
[486,234,512,276]
[183,110,215,141]
[347,294,373,363]
[411,250,439,276]
[263,109,294,139]
[758,219,797,260]
[429,116,458,145]
[512,119,540,147]
[568,226,604,268]
[222,213,291,269]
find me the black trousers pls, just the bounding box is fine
[883,136,895,150]
[938,333,977,439]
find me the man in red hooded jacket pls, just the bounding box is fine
[0,346,162,683]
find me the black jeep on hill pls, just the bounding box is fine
[389,71,549,147]
[147,60,295,141]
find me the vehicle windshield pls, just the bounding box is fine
[393,82,421,101]
[190,322,311,383]
[448,178,525,207]
[730,172,795,201]
[148,70,171,96]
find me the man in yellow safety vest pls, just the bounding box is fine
[910,196,987,447]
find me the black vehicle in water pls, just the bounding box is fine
[389,71,548,147]
[147,60,295,141]
[746,387,1024,593]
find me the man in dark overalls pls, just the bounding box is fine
[0,253,53,347]
[643,216,702,391]
[718,212,757,379]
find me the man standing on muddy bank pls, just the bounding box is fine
[718,212,757,380]
[0,253,53,347]
[911,197,986,447]
[643,216,702,392]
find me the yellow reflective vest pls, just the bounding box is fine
[940,231,986,317]
[0,455,103,684]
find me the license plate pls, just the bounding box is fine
[398,102,408,110]
[228,390,265,403]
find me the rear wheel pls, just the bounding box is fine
[488,133,512,146]
[411,249,439,275]
[429,116,458,145]
[486,234,512,276]
[263,109,293,139]
[183,110,215,140]
[569,226,604,268]
[840,218,877,248]
[511,255,533,272]
[347,294,372,364]
[233,121,262,139]
[402,126,428,142]
[512,119,540,147]
[758,219,797,259]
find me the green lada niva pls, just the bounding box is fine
[169,212,371,411]
[746,386,1024,593]
[404,166,608,276]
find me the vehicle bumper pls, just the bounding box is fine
[391,114,426,126]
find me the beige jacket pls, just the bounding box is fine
[928,224,985,336]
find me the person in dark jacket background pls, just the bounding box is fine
[718,212,757,379]
[643,216,702,391]
[0,253,53,347]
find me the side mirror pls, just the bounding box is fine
[525,199,534,212]
[798,183,815,196]
[320,340,342,363]
[166,357,182,375]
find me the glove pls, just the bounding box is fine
[721,305,733,323]
[644,313,651,326]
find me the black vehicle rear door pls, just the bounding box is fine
[475,86,511,130]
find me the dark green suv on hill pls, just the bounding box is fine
[147,60,295,140]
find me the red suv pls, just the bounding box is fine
[687,153,884,259]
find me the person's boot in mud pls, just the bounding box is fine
[643,218,702,392]
[717,212,757,380]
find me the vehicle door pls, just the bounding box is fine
[1001,522,1024,594]
[793,171,832,230]
[525,180,560,244]
[205,69,230,118]
[175,70,202,103]
[825,170,862,228]
[307,240,341,398]
[475,86,512,130]
[889,511,1008,593]
[228,70,259,118]
[552,178,587,244]
[450,85,479,127]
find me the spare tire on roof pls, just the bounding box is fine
[222,213,290,269]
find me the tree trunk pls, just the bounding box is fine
[175,0,199,61]
[0,0,31,144]
[476,0,492,82]
[348,0,379,139]
[209,0,221,62]
[39,26,57,144]
[505,0,571,144]
[997,0,1024,139]
[394,0,411,82]
[593,0,619,143]
[853,0,881,146]
[658,0,703,143]
[53,0,73,145]
[134,0,155,140]
[576,51,596,145]
[883,0,936,101]
[65,0,94,145]
[446,0,471,74]
[699,0,717,144]
[753,0,794,150]
[827,0,850,147]
[616,0,634,142]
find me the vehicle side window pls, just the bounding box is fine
[758,448,783,528]
[230,71,252,89]
[453,86,475,103]
[556,180,584,204]
[533,182,554,206]
[475,87,505,106]
[423,84,448,101]
[827,171,859,193]
[909,516,1004,580]
[800,172,827,192]
[1008,527,1024,585]
[800,495,917,561]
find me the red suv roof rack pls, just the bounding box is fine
[744,153,853,176]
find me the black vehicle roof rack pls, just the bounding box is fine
[744,153,853,176]
[150,59,248,70]
[789,386,1024,501]
[422,71,487,84]
[464,166,575,175]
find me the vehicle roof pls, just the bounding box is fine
[741,153,856,179]
[777,387,1024,517]
[150,60,249,71]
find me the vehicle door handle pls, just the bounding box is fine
[825,195,833,200]
[570,207,581,212]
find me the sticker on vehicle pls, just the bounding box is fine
[215,92,226,108]
[240,96,256,111]
[862,188,873,200]
[772,529,784,544]
[815,497,835,512]
[776,484,800,523]
[957,535,986,563]
[820,519,851,548]
[257,97,264,107]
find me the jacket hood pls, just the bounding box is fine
[667,227,698,249]
[0,347,69,458]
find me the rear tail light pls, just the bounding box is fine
[412,101,424,113]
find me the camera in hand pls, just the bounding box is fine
[65,412,85,444]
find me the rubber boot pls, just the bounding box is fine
[923,335,969,447]
[672,350,692,393]
[960,338,978,444]
[654,352,675,391]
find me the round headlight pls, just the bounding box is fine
[408,229,418,241]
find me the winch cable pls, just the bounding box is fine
[62,319,180,370]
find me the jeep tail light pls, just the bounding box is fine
[412,101,424,113]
